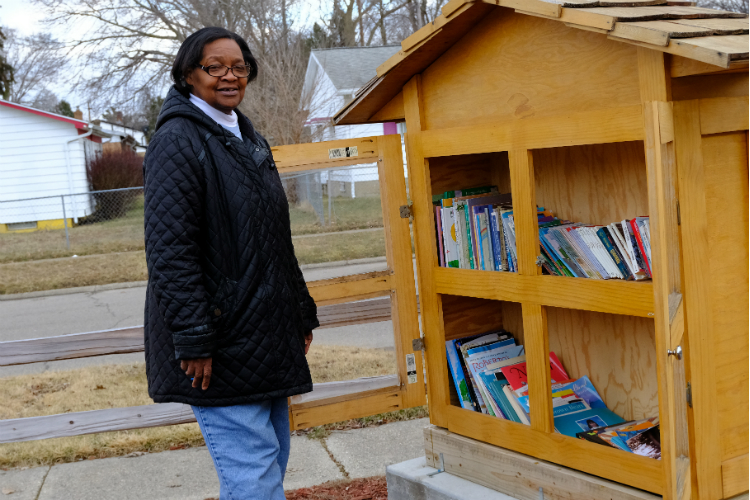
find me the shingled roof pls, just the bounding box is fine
[333,0,748,125]
[312,45,401,92]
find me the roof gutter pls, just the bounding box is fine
[63,131,93,223]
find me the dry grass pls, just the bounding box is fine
[292,230,386,265]
[0,227,388,295]
[0,345,399,469]
[0,195,383,265]
[0,252,148,295]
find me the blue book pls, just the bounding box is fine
[554,408,626,437]
[553,400,589,417]
[556,376,607,409]
[465,338,515,357]
[446,340,475,411]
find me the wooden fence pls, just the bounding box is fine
[0,294,402,444]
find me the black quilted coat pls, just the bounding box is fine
[143,87,318,406]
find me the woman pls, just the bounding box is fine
[143,27,318,500]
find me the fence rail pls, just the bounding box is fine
[0,295,405,444]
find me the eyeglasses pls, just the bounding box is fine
[198,64,252,78]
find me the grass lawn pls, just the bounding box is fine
[0,226,387,294]
[0,195,384,265]
[0,345,430,469]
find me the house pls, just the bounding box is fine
[302,46,402,200]
[92,118,148,154]
[0,100,111,232]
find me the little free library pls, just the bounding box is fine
[334,1,748,499]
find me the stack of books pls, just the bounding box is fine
[446,332,661,458]
[434,185,652,280]
[538,213,653,280]
[434,185,515,271]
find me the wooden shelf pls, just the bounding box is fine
[440,405,664,495]
[434,267,655,318]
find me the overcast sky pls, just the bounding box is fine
[1,0,47,36]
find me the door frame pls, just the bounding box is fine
[272,134,426,430]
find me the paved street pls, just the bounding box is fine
[0,258,401,378]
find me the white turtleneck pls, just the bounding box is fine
[189,93,242,139]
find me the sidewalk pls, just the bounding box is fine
[0,418,429,500]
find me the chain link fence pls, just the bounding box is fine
[0,187,145,262]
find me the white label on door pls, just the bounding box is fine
[328,146,359,159]
[406,353,417,384]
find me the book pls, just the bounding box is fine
[446,339,474,411]
[622,220,650,279]
[432,185,498,204]
[577,417,661,459]
[441,206,460,268]
[499,352,569,393]
[630,218,652,277]
[456,333,512,412]
[435,205,445,268]
[503,384,530,425]
[454,202,469,269]
[474,206,493,271]
[490,208,508,271]
[554,407,626,437]
[467,344,525,414]
[596,226,633,280]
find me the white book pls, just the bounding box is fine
[609,223,637,275]
[584,227,622,279]
[441,207,459,268]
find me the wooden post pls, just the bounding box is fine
[378,133,426,408]
[403,74,450,427]
[673,100,723,500]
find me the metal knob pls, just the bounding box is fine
[667,346,682,360]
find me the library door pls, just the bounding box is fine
[271,134,426,430]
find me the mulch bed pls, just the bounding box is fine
[285,476,388,500]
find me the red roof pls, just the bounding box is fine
[0,99,89,129]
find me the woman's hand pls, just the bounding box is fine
[181,358,213,390]
[304,331,313,355]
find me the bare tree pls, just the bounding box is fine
[324,0,416,47]
[0,27,12,100]
[2,29,66,105]
[697,0,748,13]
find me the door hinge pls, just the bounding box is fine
[686,382,692,408]
[399,203,413,219]
[676,201,681,226]
[412,338,425,351]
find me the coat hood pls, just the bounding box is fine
[155,86,258,141]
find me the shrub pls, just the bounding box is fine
[87,149,143,191]
[84,149,144,221]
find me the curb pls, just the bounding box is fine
[0,281,149,302]
[0,257,390,301]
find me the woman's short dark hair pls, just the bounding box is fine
[171,27,258,95]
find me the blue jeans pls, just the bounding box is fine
[192,398,290,500]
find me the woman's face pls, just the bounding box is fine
[186,38,247,114]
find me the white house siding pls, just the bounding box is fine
[0,105,94,224]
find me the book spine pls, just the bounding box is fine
[461,185,497,197]
[483,207,496,271]
[446,340,475,411]
[624,220,649,278]
[597,227,632,280]
[435,205,445,267]
[441,207,460,268]
[630,219,651,277]
[489,210,504,272]
[454,203,467,269]
[475,209,487,270]
[463,201,476,269]
[495,208,510,271]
